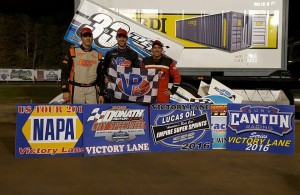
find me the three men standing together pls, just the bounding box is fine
[61,27,181,104]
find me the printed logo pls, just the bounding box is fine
[87,106,146,142]
[0,73,8,80]
[10,69,32,80]
[77,59,96,67]
[151,105,210,148]
[20,105,83,155]
[117,73,150,96]
[112,57,132,67]
[228,105,293,136]
[214,87,236,100]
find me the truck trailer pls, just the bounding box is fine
[70,0,300,105]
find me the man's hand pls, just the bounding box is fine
[98,95,105,104]
[62,92,70,102]
[63,92,70,101]
[164,89,172,96]
[104,75,109,84]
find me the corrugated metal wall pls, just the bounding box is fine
[176,11,252,52]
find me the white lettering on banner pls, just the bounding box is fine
[188,121,208,129]
[126,143,149,152]
[230,113,290,128]
[102,110,144,121]
[85,143,150,154]
[85,145,125,154]
[211,123,226,130]
[162,113,184,124]
[161,111,197,124]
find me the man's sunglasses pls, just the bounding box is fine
[82,33,92,38]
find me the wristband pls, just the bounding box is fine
[170,85,179,94]
[61,85,69,93]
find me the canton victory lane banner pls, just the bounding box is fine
[65,0,184,61]
[107,65,159,103]
[226,104,295,154]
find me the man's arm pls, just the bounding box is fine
[98,51,110,96]
[61,48,73,93]
[169,60,181,94]
[97,68,105,104]
[140,60,144,68]
[131,50,140,68]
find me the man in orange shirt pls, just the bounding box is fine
[61,27,104,104]
[141,40,181,103]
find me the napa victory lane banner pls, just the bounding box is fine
[83,104,150,156]
[226,104,295,154]
[15,104,84,158]
[149,103,212,152]
[65,0,184,61]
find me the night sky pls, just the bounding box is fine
[0,0,299,37]
[0,0,74,14]
[0,0,74,24]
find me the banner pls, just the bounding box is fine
[149,103,212,152]
[211,105,227,149]
[226,104,295,154]
[34,69,61,81]
[83,104,151,156]
[0,69,61,82]
[0,69,34,81]
[15,104,84,158]
[0,69,10,81]
[107,65,159,103]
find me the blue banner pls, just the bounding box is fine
[15,104,84,158]
[149,103,212,152]
[226,104,295,154]
[83,103,151,156]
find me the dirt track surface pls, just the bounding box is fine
[1,105,300,194]
[0,104,16,123]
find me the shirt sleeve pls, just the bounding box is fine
[132,51,140,68]
[96,52,105,95]
[169,60,181,94]
[103,51,111,72]
[98,51,111,95]
[60,48,73,93]
[140,59,145,68]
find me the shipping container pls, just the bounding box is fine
[176,11,252,52]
